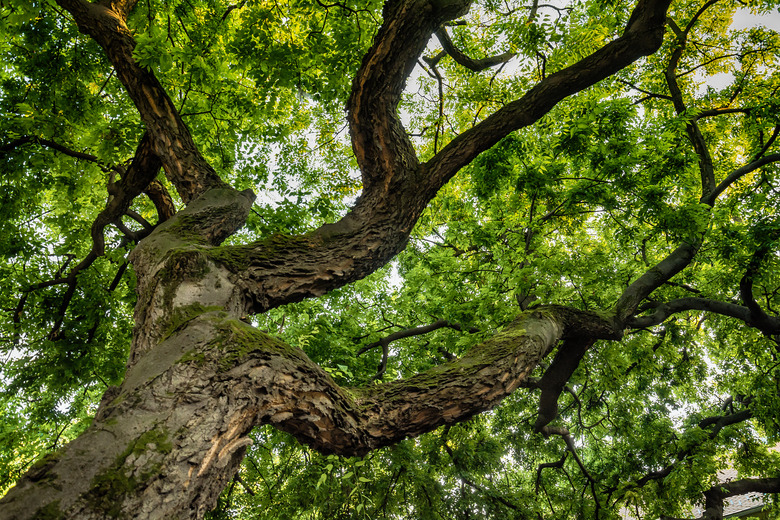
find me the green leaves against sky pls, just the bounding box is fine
[3,0,780,518]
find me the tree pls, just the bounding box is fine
[1,0,780,517]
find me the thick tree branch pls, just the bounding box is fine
[206,0,673,318]
[55,0,230,204]
[1,307,579,517]
[614,240,701,323]
[534,338,595,432]
[421,0,671,196]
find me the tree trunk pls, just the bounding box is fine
[0,187,619,519]
[0,0,673,515]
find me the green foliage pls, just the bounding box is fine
[4,0,780,517]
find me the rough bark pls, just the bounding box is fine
[0,0,675,517]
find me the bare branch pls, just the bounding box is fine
[357,319,479,379]
[434,27,514,72]
[614,240,701,323]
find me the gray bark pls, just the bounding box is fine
[0,0,674,516]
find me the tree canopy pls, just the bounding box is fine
[1,0,780,518]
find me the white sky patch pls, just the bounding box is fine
[696,9,780,92]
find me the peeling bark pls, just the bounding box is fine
[0,0,675,516]
[0,284,603,518]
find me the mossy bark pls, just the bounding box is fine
[0,0,672,515]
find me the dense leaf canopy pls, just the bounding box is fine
[2,0,780,518]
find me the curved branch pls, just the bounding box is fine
[534,338,595,432]
[616,138,780,323]
[625,297,780,334]
[208,0,672,317]
[2,307,574,517]
[13,133,162,330]
[144,179,176,222]
[702,152,780,205]
[662,477,780,520]
[434,27,514,71]
[421,0,671,196]
[0,133,176,224]
[614,240,701,323]
[664,12,718,198]
[347,0,469,190]
[0,135,118,173]
[536,452,568,493]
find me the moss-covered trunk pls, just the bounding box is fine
[0,188,622,518]
[0,0,673,514]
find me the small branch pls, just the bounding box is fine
[617,78,672,101]
[220,0,247,21]
[702,152,780,205]
[125,209,154,230]
[615,405,753,497]
[357,319,479,379]
[12,133,162,333]
[693,107,750,120]
[536,453,568,493]
[434,27,514,72]
[443,437,521,511]
[0,135,119,174]
[538,426,598,492]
